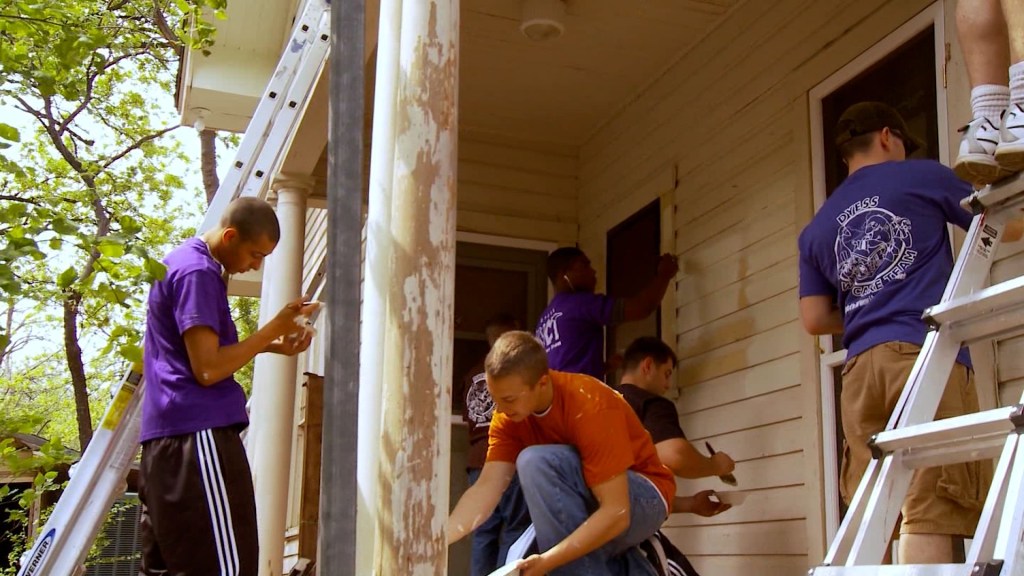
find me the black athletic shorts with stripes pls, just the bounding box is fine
[139,426,258,576]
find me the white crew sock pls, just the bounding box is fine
[1010,62,1024,105]
[972,84,1010,119]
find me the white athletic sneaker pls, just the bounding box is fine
[954,116,1004,187]
[996,103,1024,172]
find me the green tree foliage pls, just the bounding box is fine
[0,0,224,451]
[230,296,260,395]
[0,412,75,574]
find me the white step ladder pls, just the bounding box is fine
[15,2,331,574]
[811,171,1024,576]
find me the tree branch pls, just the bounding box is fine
[0,14,63,26]
[57,57,99,136]
[99,49,154,73]
[151,2,184,57]
[101,125,179,170]
[17,95,86,175]
[0,195,43,206]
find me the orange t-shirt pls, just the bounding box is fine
[486,370,675,513]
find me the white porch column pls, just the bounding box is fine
[355,0,402,572]
[374,0,459,573]
[250,175,311,576]
[246,268,277,464]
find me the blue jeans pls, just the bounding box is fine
[516,445,664,576]
[467,468,531,576]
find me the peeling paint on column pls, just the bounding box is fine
[374,0,459,574]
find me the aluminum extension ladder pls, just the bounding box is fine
[15,2,331,574]
[811,171,1024,576]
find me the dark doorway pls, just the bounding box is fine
[606,200,662,385]
[452,242,549,414]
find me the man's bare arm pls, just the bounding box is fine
[799,295,844,335]
[656,438,734,479]
[182,299,318,386]
[672,490,731,517]
[622,254,679,322]
[446,461,514,545]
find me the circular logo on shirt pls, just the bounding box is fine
[834,196,917,300]
[466,373,494,425]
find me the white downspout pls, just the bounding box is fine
[356,0,402,572]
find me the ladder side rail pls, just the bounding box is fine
[51,387,144,576]
[890,331,963,430]
[940,214,1001,305]
[17,371,144,576]
[848,452,914,565]
[882,215,996,437]
[237,14,331,202]
[845,330,976,565]
[992,435,1024,572]
[198,0,330,235]
[887,216,1005,428]
[966,434,1019,564]
[824,458,883,565]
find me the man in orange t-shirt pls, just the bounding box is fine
[447,331,689,576]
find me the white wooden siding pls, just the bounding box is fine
[577,0,938,573]
[990,241,1024,407]
[456,131,578,245]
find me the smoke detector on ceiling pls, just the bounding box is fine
[520,0,566,41]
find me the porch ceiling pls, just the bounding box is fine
[460,0,740,146]
[305,0,740,195]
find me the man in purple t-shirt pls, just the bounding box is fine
[535,247,678,380]
[798,102,1005,564]
[139,197,317,575]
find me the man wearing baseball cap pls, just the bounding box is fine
[798,102,990,563]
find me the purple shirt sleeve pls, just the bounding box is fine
[934,166,975,231]
[174,269,227,336]
[578,292,618,325]
[798,231,835,299]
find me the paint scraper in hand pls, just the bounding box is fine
[705,441,738,486]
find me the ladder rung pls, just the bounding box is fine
[811,563,1000,576]
[923,276,1024,342]
[963,170,1024,212]
[871,406,1019,455]
[901,433,1006,469]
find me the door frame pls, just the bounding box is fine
[807,0,948,544]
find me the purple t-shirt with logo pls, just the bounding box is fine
[536,291,620,380]
[798,160,973,365]
[140,238,248,442]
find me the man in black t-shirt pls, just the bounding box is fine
[618,337,736,480]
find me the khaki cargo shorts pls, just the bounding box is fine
[839,341,992,536]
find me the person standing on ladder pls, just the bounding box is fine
[798,101,999,564]
[138,197,318,575]
[953,0,1024,187]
